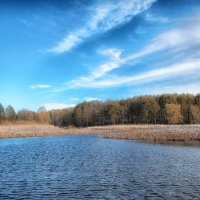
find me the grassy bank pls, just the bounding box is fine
[0,125,200,143]
[0,125,68,139]
[101,125,200,142]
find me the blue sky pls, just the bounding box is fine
[0,0,200,111]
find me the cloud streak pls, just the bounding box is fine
[84,97,102,102]
[43,103,75,111]
[80,60,200,88]
[124,14,200,63]
[29,84,51,89]
[141,83,200,96]
[48,0,156,53]
[62,12,200,90]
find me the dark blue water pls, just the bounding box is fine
[0,135,200,199]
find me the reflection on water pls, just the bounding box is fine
[0,134,200,199]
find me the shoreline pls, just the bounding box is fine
[0,124,200,144]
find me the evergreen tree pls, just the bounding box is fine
[0,103,5,121]
[5,105,16,120]
[37,106,47,113]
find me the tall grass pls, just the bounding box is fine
[0,125,67,138]
[1,124,200,142]
[0,120,49,125]
[101,125,200,142]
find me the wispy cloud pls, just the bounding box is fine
[124,14,200,63]
[144,13,169,23]
[48,0,156,53]
[61,12,200,90]
[133,82,200,96]
[98,48,122,60]
[79,60,200,88]
[43,103,75,111]
[69,97,80,101]
[84,97,102,102]
[91,48,123,78]
[151,84,200,95]
[29,84,51,89]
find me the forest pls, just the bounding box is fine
[0,93,200,127]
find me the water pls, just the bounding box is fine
[0,135,200,199]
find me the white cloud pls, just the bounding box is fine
[63,48,123,89]
[133,83,200,96]
[99,48,122,60]
[82,60,200,88]
[84,97,102,102]
[124,15,200,63]
[69,97,80,101]
[62,12,200,90]
[67,60,120,88]
[43,103,75,111]
[48,0,156,53]
[145,13,169,23]
[91,48,124,79]
[29,84,51,89]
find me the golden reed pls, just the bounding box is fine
[0,124,200,142]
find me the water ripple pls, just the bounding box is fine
[0,135,200,199]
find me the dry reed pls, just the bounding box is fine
[0,125,68,139]
[101,124,200,142]
[0,124,200,142]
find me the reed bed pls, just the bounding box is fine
[0,124,200,143]
[0,125,68,139]
[101,125,200,142]
[0,120,49,125]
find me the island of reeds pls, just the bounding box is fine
[0,93,200,142]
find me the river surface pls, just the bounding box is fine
[0,135,200,199]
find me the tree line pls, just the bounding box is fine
[0,105,50,124]
[0,93,200,126]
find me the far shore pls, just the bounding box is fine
[0,124,200,144]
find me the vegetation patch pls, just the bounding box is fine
[1,94,200,127]
[1,125,200,144]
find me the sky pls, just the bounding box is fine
[0,0,200,111]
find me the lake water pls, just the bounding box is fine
[0,135,200,199]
